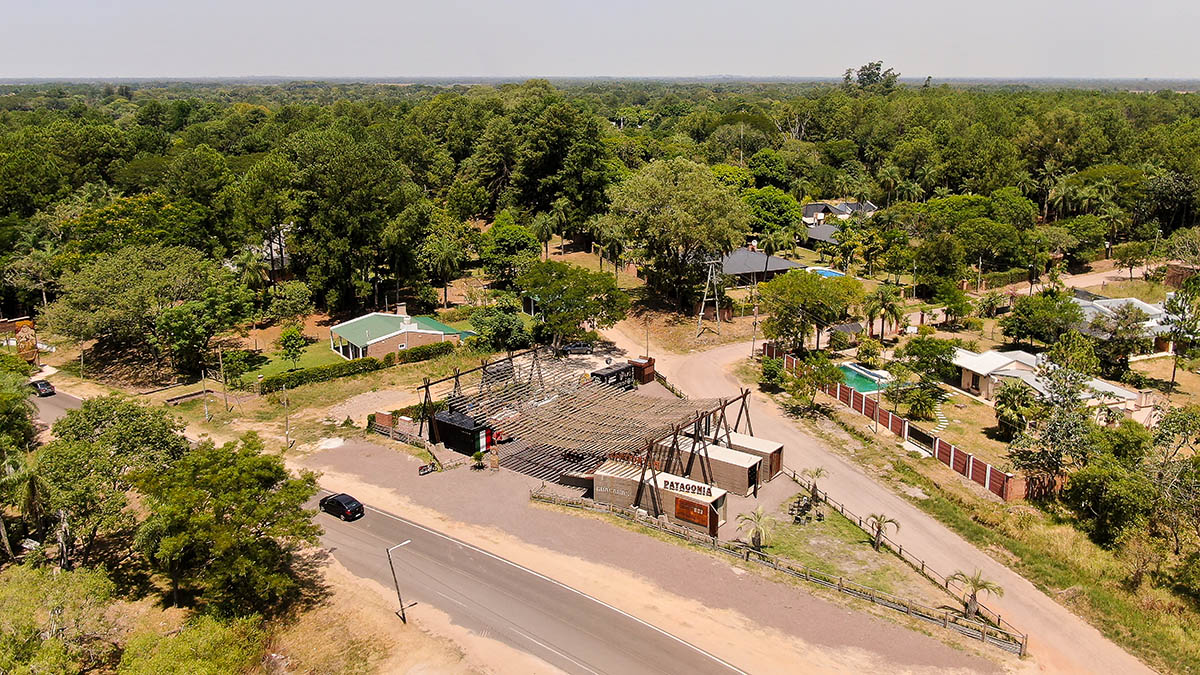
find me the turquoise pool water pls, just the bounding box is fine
[838,364,883,393]
[813,268,844,278]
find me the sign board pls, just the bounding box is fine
[12,320,36,363]
[663,478,713,498]
[674,497,709,528]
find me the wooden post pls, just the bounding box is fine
[218,347,230,411]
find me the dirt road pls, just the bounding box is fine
[603,326,1150,674]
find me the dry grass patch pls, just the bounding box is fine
[1083,279,1170,303]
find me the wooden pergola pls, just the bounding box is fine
[416,348,755,516]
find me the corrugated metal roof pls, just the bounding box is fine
[722,247,803,276]
[330,312,469,347]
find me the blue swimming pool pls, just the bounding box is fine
[812,268,845,278]
[838,364,887,393]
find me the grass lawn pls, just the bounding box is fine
[732,359,1200,674]
[244,341,345,380]
[933,390,1010,468]
[1131,355,1200,406]
[1082,279,1169,303]
[765,492,952,606]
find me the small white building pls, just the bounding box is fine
[952,348,1158,427]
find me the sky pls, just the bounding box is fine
[4,0,1199,80]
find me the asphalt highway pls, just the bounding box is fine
[30,390,82,425]
[31,387,745,672]
[312,490,748,675]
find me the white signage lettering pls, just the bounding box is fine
[662,479,713,497]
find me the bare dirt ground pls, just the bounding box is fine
[296,445,1010,674]
[327,389,420,427]
[262,559,481,674]
[613,329,1150,674]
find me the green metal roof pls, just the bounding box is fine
[330,313,469,347]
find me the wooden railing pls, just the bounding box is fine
[530,486,1027,655]
[779,468,1025,645]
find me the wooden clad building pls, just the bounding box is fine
[707,431,783,481]
[655,437,762,497]
[593,460,727,536]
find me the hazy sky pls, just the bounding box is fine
[4,0,1199,80]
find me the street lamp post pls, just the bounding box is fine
[386,539,413,622]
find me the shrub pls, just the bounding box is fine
[760,357,784,386]
[394,400,447,420]
[258,357,383,393]
[0,351,35,376]
[963,317,984,332]
[381,351,396,367]
[397,341,455,364]
[917,324,935,336]
[827,330,851,351]
[982,267,1029,289]
[438,305,479,323]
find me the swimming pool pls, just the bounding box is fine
[837,363,888,394]
[811,268,845,278]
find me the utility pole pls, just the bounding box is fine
[218,347,229,411]
[386,540,413,622]
[750,304,759,358]
[282,382,293,449]
[201,369,211,422]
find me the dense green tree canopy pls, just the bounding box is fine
[599,158,750,306]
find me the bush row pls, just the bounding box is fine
[397,341,455,363]
[0,351,36,376]
[981,267,1029,289]
[259,357,383,393]
[259,341,456,393]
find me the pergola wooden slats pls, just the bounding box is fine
[416,348,754,517]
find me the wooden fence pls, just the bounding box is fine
[762,344,1021,501]
[531,486,1027,655]
[778,468,1025,646]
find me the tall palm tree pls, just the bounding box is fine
[864,285,904,340]
[426,233,463,308]
[833,173,855,201]
[947,569,1004,619]
[531,212,554,261]
[877,165,903,206]
[1014,171,1037,197]
[551,198,571,256]
[801,466,827,501]
[787,221,808,258]
[233,248,270,291]
[897,181,923,203]
[737,506,774,551]
[866,513,900,551]
[993,379,1036,439]
[759,229,792,284]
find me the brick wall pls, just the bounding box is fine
[365,331,460,359]
[764,343,1027,502]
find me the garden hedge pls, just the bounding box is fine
[0,351,35,376]
[397,341,455,363]
[258,341,456,393]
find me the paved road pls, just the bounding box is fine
[313,491,746,675]
[604,329,1151,674]
[30,391,82,425]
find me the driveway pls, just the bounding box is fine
[608,327,1149,674]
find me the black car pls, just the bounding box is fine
[29,380,55,397]
[319,493,365,521]
[558,341,594,355]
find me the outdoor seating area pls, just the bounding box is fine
[787,494,825,525]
